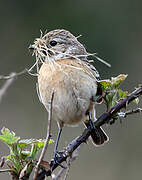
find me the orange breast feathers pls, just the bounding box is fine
[37,58,98,127]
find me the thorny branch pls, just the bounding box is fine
[37,87,142,180]
[51,140,80,180]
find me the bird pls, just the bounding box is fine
[29,29,108,161]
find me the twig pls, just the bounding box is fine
[118,108,142,118]
[36,87,142,179]
[0,70,29,102]
[125,108,142,116]
[95,87,142,127]
[33,92,54,180]
[0,169,12,173]
[0,69,27,80]
[0,72,16,102]
[52,168,65,180]
[52,140,80,180]
[63,145,80,180]
[63,166,69,180]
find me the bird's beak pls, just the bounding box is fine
[28,44,35,50]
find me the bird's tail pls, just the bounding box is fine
[84,122,108,146]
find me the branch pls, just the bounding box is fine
[52,140,80,180]
[0,70,28,103]
[95,87,142,127]
[118,108,142,118]
[0,69,27,80]
[0,169,12,173]
[0,73,16,102]
[33,92,54,180]
[37,87,142,179]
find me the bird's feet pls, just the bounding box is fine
[88,113,100,139]
[51,151,66,169]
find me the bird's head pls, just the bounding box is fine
[29,29,88,63]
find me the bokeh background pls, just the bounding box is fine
[0,0,142,179]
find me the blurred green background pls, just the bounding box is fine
[0,0,142,179]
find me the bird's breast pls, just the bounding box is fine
[38,59,97,126]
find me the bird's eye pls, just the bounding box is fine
[49,40,57,46]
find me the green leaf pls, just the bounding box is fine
[111,74,128,88]
[98,79,112,89]
[99,74,128,91]
[0,127,54,177]
[18,138,54,149]
[32,139,54,149]
[98,74,128,110]
[21,150,31,160]
[29,139,54,159]
[18,139,37,149]
[118,89,129,98]
[133,97,139,104]
[21,150,31,156]
[0,127,20,145]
